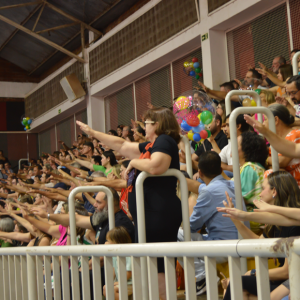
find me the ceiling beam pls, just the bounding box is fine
[0,14,86,63]
[32,2,45,31]
[44,1,102,37]
[36,22,79,34]
[0,3,43,54]
[28,0,122,75]
[0,1,42,10]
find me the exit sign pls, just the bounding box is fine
[201,33,208,41]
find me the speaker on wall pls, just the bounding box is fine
[60,73,86,102]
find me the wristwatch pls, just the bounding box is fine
[250,269,256,276]
[47,213,50,222]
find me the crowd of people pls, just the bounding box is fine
[0,49,300,300]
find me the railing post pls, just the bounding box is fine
[68,186,114,245]
[180,135,193,179]
[288,238,300,300]
[135,169,191,300]
[27,254,37,300]
[225,90,263,123]
[292,51,300,75]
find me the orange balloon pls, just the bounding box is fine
[242,98,252,107]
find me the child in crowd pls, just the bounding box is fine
[103,226,133,300]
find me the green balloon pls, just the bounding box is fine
[22,119,28,126]
[195,74,200,80]
[200,110,213,125]
[255,88,261,95]
[195,67,201,73]
[206,129,211,138]
[27,125,31,130]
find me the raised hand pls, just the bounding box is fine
[31,206,47,218]
[197,80,208,92]
[146,102,154,109]
[76,121,94,137]
[258,62,267,71]
[253,199,273,212]
[244,115,266,135]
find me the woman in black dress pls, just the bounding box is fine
[77,107,182,299]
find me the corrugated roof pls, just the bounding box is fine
[0,0,141,78]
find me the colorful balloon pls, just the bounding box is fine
[192,57,198,63]
[187,131,194,141]
[181,120,192,132]
[25,125,29,129]
[193,133,201,142]
[195,75,200,80]
[189,62,194,68]
[200,110,213,125]
[189,71,195,76]
[26,117,30,120]
[206,129,211,138]
[183,61,190,67]
[197,113,202,121]
[193,62,200,68]
[175,96,189,110]
[27,119,32,125]
[242,98,252,107]
[24,127,27,131]
[192,123,205,133]
[195,67,201,73]
[200,130,208,139]
[250,100,257,107]
[255,89,261,95]
[186,115,200,127]
[22,118,28,126]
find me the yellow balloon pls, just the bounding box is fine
[176,96,189,110]
[26,117,30,120]
[197,113,201,121]
[183,61,189,68]
[251,100,257,106]
[187,131,194,141]
[189,62,194,68]
[242,98,252,107]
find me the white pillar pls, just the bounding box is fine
[199,0,230,90]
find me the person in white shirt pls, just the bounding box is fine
[209,113,250,178]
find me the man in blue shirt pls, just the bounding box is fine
[178,151,249,295]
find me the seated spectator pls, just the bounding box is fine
[108,129,118,136]
[103,226,133,300]
[192,114,228,170]
[265,104,300,187]
[237,131,268,233]
[217,171,300,300]
[117,125,124,137]
[81,142,94,158]
[214,114,250,178]
[0,218,15,247]
[178,151,248,296]
[259,90,276,107]
[290,49,300,63]
[133,124,146,143]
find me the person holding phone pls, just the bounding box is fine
[77,107,182,300]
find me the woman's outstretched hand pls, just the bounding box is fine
[76,121,94,137]
[253,199,273,212]
[244,115,267,135]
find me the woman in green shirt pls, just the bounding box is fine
[93,151,118,176]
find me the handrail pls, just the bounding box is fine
[18,158,30,170]
[135,169,191,300]
[292,51,300,75]
[180,135,193,178]
[225,90,263,123]
[230,107,279,213]
[68,186,114,245]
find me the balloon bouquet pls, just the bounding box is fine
[241,88,262,107]
[21,117,32,131]
[173,90,216,144]
[183,57,203,79]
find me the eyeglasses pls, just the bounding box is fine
[144,120,155,125]
[287,90,300,97]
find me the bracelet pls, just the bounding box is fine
[47,213,50,222]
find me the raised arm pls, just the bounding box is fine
[244,115,300,158]
[74,158,93,170]
[76,121,141,159]
[0,231,31,243]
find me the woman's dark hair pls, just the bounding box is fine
[136,125,145,137]
[121,160,131,168]
[108,129,118,136]
[92,155,102,165]
[268,103,294,126]
[143,107,181,144]
[107,226,132,244]
[102,151,117,166]
[240,131,268,167]
[16,222,28,233]
[117,125,124,130]
[265,171,300,237]
[25,179,34,184]
[278,64,293,82]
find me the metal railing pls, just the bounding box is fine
[1,237,299,300]
[181,134,193,179]
[18,158,30,171]
[292,51,300,76]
